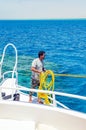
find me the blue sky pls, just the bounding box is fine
[0,0,86,19]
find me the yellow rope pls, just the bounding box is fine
[54,73,86,78]
[38,70,55,105]
[19,72,86,78]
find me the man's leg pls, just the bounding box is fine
[29,94,32,102]
[29,79,35,102]
[29,79,39,102]
[29,79,43,104]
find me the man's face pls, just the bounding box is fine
[41,53,45,60]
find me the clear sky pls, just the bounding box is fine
[0,0,86,19]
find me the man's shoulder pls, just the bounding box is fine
[32,58,39,65]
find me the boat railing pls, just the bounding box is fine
[0,85,86,110]
[0,43,18,79]
[2,71,18,80]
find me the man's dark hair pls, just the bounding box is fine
[38,51,45,58]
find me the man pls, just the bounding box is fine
[29,51,45,103]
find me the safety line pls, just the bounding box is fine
[54,73,86,78]
[19,72,86,78]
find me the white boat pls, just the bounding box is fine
[0,43,86,130]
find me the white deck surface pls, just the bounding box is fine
[0,100,86,130]
[0,119,35,130]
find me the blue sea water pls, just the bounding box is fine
[0,20,86,113]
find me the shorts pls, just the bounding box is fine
[29,78,40,96]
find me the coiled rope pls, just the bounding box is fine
[38,70,55,105]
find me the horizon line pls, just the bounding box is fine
[0,18,86,21]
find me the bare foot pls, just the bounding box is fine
[38,100,43,104]
[29,100,32,103]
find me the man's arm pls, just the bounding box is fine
[31,67,41,74]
